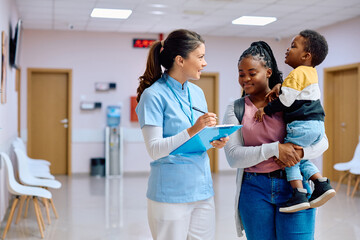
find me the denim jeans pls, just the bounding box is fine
[239,172,316,240]
[284,120,324,181]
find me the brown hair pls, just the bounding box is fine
[136,29,204,102]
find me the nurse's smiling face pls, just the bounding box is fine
[181,43,207,81]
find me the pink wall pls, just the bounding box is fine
[18,16,360,174]
[19,29,288,173]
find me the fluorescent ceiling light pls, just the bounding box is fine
[232,16,277,26]
[149,4,167,8]
[150,11,165,15]
[91,8,132,19]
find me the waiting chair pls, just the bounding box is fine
[13,137,51,166]
[333,136,360,195]
[1,152,52,239]
[12,140,55,180]
[14,148,61,225]
[350,165,360,198]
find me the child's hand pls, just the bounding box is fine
[265,83,281,102]
[254,107,266,122]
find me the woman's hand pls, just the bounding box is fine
[187,112,217,137]
[277,143,302,167]
[265,83,281,102]
[211,136,229,149]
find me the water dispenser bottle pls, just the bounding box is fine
[107,106,121,127]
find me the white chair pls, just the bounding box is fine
[14,148,61,224]
[1,152,52,239]
[350,165,360,198]
[12,140,55,180]
[14,138,51,166]
[333,135,360,195]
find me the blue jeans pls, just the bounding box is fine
[239,172,316,240]
[285,120,324,181]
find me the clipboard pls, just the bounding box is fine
[170,124,242,155]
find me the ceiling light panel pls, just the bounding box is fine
[232,16,277,26]
[91,8,132,19]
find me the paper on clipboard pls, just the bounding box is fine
[170,124,242,155]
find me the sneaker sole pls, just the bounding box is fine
[310,189,336,208]
[279,203,310,213]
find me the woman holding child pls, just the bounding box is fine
[224,30,331,240]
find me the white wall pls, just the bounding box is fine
[0,0,20,222]
[18,16,360,174]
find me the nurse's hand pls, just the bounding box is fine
[211,137,229,149]
[187,112,217,137]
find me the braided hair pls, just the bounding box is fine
[239,41,283,93]
[136,29,204,102]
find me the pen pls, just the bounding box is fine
[192,107,218,119]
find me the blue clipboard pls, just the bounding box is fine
[170,125,242,155]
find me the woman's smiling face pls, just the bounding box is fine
[238,56,271,96]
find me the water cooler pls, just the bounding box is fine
[105,106,123,177]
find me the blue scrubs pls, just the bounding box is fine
[136,73,214,203]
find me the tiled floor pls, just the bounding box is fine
[1,172,360,240]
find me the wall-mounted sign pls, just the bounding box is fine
[133,38,156,48]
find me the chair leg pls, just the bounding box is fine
[43,198,51,224]
[49,198,59,219]
[33,197,44,238]
[347,173,353,196]
[351,176,360,198]
[15,195,26,224]
[335,171,349,192]
[2,197,19,239]
[24,196,30,218]
[34,197,45,230]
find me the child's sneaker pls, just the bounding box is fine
[309,178,336,208]
[279,188,310,213]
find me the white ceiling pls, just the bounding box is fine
[14,0,360,39]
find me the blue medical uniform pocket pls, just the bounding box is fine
[160,162,204,198]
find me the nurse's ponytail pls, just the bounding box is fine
[136,41,162,102]
[136,29,204,102]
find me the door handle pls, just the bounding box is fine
[60,118,68,124]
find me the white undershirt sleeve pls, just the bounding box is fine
[303,134,329,160]
[141,125,190,160]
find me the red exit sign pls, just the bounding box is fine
[133,38,156,48]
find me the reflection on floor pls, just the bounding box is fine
[0,172,359,240]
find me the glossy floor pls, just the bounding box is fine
[1,172,359,240]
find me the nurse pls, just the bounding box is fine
[136,29,229,240]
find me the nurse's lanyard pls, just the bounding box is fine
[166,81,194,126]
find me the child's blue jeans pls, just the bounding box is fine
[239,172,316,240]
[284,120,325,181]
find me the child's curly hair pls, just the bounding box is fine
[299,30,328,67]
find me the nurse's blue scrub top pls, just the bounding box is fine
[136,73,214,203]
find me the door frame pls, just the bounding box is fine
[323,63,360,179]
[27,68,73,175]
[200,72,219,173]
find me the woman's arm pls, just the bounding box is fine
[302,134,329,159]
[142,125,190,160]
[223,103,302,169]
[223,103,280,168]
